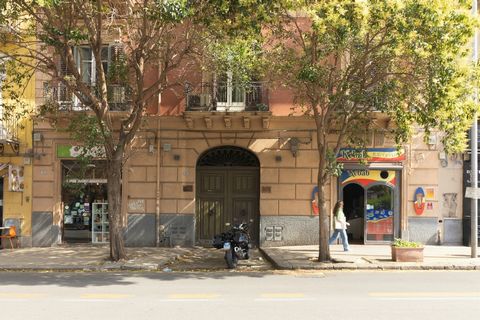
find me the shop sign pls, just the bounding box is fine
[57,145,105,158]
[8,165,24,192]
[340,169,397,187]
[337,148,406,163]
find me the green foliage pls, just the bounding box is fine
[268,0,478,173]
[325,149,343,177]
[66,114,108,161]
[392,238,422,248]
[148,0,193,22]
[205,38,264,83]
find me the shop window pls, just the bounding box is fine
[61,160,108,243]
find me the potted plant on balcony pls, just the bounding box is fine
[391,238,424,262]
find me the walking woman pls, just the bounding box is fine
[329,201,350,251]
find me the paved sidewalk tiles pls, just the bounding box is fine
[0,244,478,272]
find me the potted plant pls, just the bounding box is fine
[391,238,424,262]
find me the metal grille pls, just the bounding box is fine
[197,146,259,167]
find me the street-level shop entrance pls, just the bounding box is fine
[61,160,108,243]
[339,168,401,243]
[0,177,3,226]
[196,146,260,246]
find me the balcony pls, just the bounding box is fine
[0,116,19,154]
[43,83,131,112]
[185,82,269,112]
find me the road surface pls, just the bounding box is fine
[0,271,479,320]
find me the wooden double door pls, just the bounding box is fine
[196,167,259,246]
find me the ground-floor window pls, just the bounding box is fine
[61,160,108,243]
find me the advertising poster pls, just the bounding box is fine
[9,165,24,192]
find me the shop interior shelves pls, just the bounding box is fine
[92,202,109,243]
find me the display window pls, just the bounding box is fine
[61,160,108,243]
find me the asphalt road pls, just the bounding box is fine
[0,271,479,320]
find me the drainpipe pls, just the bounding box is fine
[156,116,161,246]
[156,70,162,246]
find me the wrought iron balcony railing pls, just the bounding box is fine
[43,83,131,112]
[0,116,18,143]
[185,81,269,112]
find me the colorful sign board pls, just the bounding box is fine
[57,145,105,158]
[340,169,396,187]
[337,148,405,163]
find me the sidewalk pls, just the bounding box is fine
[260,244,480,270]
[0,244,479,272]
[0,245,270,272]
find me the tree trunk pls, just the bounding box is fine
[317,172,331,262]
[107,157,127,261]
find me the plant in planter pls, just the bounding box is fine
[391,238,424,262]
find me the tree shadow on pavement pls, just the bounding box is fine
[0,270,277,288]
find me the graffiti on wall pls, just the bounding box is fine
[442,193,458,218]
[413,187,425,215]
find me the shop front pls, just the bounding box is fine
[337,148,405,244]
[61,159,108,244]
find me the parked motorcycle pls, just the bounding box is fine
[212,223,251,269]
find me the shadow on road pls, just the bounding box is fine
[0,270,277,288]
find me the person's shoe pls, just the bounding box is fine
[344,248,351,252]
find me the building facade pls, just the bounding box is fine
[0,48,35,248]
[30,75,465,248]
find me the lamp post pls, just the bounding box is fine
[471,0,478,258]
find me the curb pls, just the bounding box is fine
[0,265,167,272]
[258,247,280,269]
[259,248,480,271]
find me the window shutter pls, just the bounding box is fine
[58,47,75,77]
[110,43,125,64]
[109,43,125,85]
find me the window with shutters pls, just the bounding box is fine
[76,46,110,85]
[0,56,6,139]
[0,55,19,145]
[185,71,268,112]
[45,44,129,111]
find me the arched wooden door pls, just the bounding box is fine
[196,146,260,246]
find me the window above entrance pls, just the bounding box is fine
[197,146,259,167]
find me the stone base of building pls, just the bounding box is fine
[443,218,463,245]
[159,214,194,247]
[260,216,320,247]
[125,213,157,247]
[32,212,60,247]
[408,217,438,245]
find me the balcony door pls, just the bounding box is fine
[216,72,246,111]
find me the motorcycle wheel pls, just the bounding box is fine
[225,249,238,269]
